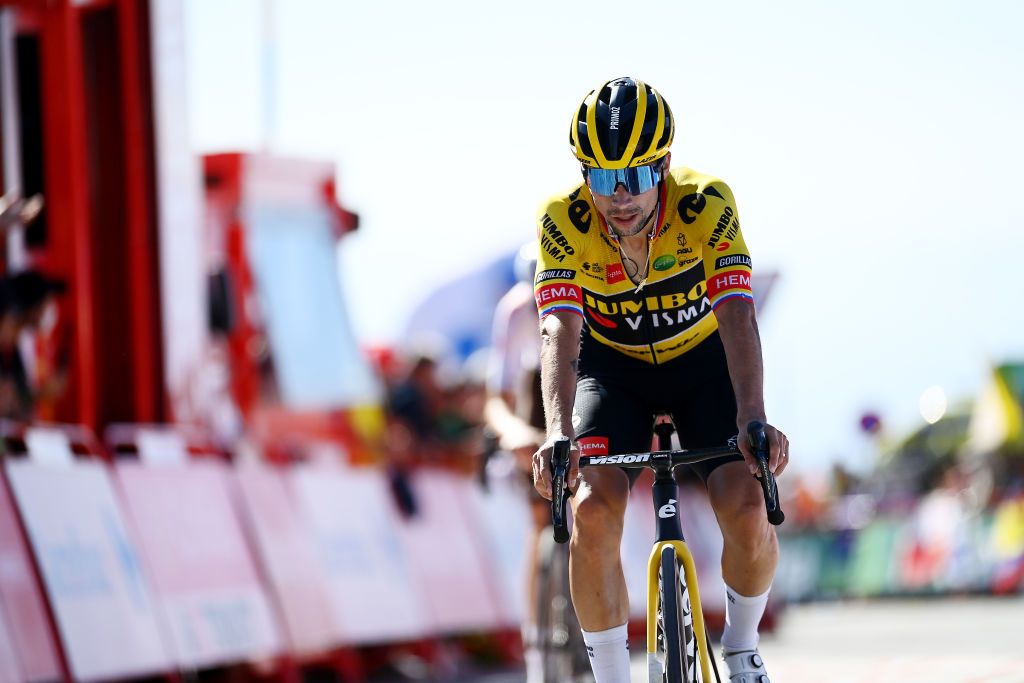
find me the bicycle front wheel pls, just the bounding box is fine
[657,545,694,683]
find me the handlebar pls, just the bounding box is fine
[551,437,572,544]
[576,422,785,527]
[747,421,785,526]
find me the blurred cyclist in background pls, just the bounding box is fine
[483,242,548,682]
[531,77,789,682]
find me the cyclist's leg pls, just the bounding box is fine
[570,374,652,682]
[670,333,778,671]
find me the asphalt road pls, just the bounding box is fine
[729,596,1024,683]
[373,595,1024,682]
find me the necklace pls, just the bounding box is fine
[617,198,659,290]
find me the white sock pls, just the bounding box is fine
[581,622,631,683]
[523,646,542,683]
[521,623,542,683]
[721,584,771,652]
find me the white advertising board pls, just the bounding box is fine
[5,460,172,682]
[291,463,431,643]
[115,461,282,669]
[470,465,533,626]
[233,462,339,655]
[0,470,61,682]
[400,471,504,633]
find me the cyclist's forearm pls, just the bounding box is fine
[540,313,582,438]
[484,393,537,439]
[715,299,766,423]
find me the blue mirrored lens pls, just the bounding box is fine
[586,165,662,196]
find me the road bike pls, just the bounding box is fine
[535,519,591,681]
[551,420,784,683]
[479,428,590,681]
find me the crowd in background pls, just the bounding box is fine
[0,192,70,425]
[362,326,1024,603]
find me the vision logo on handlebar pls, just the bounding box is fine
[590,453,651,465]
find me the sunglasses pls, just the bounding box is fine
[583,162,664,196]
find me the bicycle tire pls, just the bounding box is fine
[658,545,693,683]
[537,531,588,682]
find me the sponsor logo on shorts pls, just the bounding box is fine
[577,437,609,456]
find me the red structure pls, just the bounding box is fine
[1,0,163,429]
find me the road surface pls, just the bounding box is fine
[374,596,1024,682]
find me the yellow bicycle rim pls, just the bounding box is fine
[646,540,711,682]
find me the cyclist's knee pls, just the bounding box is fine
[709,467,777,548]
[571,479,628,549]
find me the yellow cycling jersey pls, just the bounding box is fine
[534,167,754,365]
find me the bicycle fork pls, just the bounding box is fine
[646,470,712,683]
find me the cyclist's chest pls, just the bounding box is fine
[576,220,706,294]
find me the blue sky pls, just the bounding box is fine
[184,0,1024,473]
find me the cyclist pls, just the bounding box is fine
[484,242,549,682]
[532,77,790,683]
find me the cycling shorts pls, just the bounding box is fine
[573,331,742,484]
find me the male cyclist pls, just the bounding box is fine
[483,243,548,682]
[532,77,790,683]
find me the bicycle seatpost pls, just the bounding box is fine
[551,437,572,544]
[747,421,785,526]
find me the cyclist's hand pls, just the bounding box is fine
[737,421,790,477]
[532,436,580,500]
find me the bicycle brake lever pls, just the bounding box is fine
[551,437,572,543]
[746,421,785,526]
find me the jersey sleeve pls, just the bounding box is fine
[700,180,754,310]
[533,199,584,319]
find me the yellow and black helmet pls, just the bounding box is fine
[570,76,675,169]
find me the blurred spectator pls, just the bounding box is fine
[0,269,68,421]
[0,192,43,233]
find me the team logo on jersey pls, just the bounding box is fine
[706,269,752,299]
[567,187,592,234]
[535,283,582,308]
[707,206,740,250]
[678,193,708,224]
[578,437,609,456]
[536,269,576,283]
[715,241,731,252]
[540,213,576,263]
[715,254,751,269]
[653,255,676,271]
[582,270,712,347]
[606,263,625,284]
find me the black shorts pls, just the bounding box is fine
[573,331,742,484]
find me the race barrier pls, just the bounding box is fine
[0,422,531,682]
[4,421,1021,681]
[4,429,174,681]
